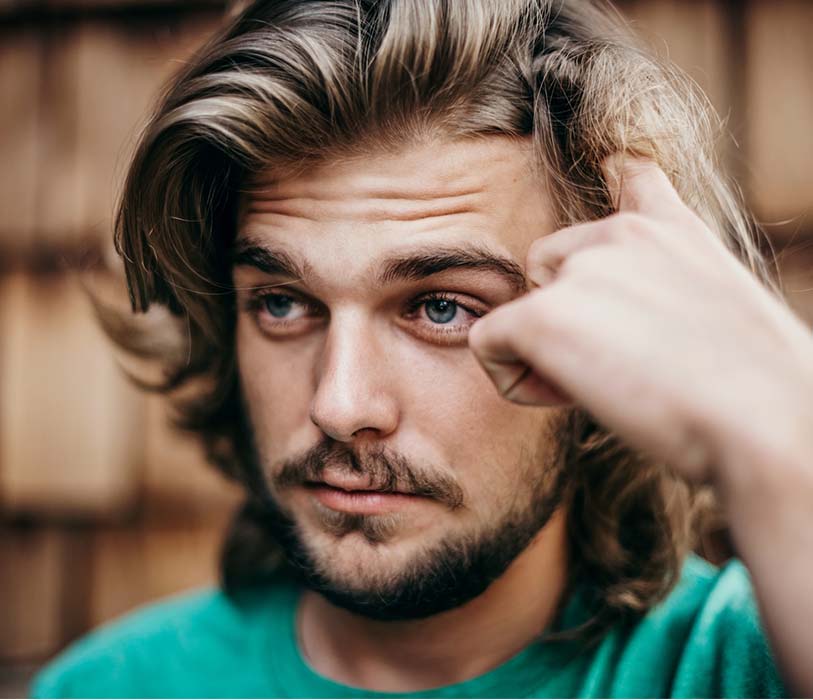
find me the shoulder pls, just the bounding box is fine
[31,587,235,698]
[31,582,294,698]
[646,552,749,629]
[632,554,786,698]
[681,556,785,697]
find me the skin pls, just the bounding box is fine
[233,134,813,694]
[468,156,813,696]
[234,136,572,691]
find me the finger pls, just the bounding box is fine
[525,220,604,287]
[601,153,684,217]
[525,156,684,288]
[504,366,572,406]
[468,302,573,406]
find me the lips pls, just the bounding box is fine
[305,482,424,515]
[309,471,408,495]
[301,470,424,515]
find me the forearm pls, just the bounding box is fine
[715,425,813,697]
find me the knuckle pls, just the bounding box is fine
[559,249,605,280]
[493,290,551,336]
[521,287,564,335]
[607,212,652,242]
[526,236,548,265]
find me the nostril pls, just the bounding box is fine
[308,359,400,441]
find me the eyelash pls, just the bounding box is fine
[402,292,483,332]
[242,291,318,328]
[242,290,485,341]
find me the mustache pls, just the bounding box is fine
[272,439,465,510]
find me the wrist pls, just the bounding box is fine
[708,320,813,496]
[711,395,813,515]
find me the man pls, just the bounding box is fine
[33,0,812,697]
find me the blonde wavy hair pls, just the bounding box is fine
[101,0,779,643]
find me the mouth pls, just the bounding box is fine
[303,480,427,515]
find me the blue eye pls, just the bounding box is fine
[425,298,458,324]
[264,294,296,318]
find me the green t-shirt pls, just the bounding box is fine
[31,554,785,698]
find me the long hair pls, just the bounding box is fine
[99,0,780,643]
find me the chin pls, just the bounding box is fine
[287,518,534,622]
[298,516,429,578]
[296,541,502,621]
[260,479,560,621]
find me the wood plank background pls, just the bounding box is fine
[1,0,811,688]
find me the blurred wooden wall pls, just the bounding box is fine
[1,0,812,676]
[0,1,244,670]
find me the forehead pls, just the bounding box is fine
[236,136,552,288]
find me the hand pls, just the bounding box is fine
[468,156,813,485]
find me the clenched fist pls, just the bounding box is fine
[468,156,813,486]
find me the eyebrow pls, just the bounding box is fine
[231,244,309,281]
[231,242,528,293]
[377,245,528,293]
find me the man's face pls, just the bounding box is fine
[233,135,569,619]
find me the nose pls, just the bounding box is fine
[309,311,400,443]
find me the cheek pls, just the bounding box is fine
[236,321,317,450]
[236,319,557,492]
[399,342,554,482]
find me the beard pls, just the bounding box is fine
[235,408,570,621]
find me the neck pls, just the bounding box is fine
[296,507,570,692]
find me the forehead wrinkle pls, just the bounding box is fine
[250,174,485,200]
[236,138,542,292]
[243,189,485,224]
[242,136,536,226]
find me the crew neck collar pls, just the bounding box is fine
[260,577,589,698]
